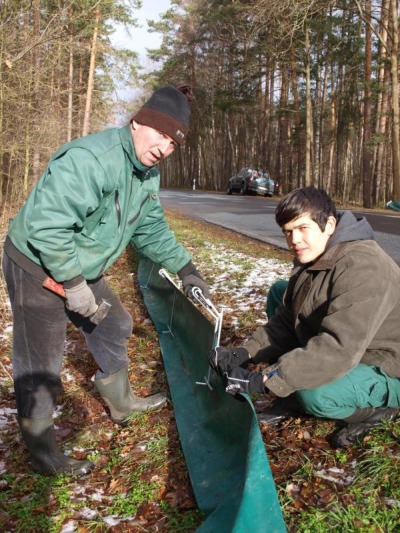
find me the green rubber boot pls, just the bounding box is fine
[94,367,167,424]
[18,416,94,476]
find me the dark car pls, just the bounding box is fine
[227,167,277,197]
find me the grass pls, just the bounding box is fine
[0,209,399,532]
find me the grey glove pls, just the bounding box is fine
[178,261,211,300]
[64,281,97,317]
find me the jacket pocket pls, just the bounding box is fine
[81,191,118,241]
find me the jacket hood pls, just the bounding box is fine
[327,210,374,250]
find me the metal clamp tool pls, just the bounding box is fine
[159,269,224,390]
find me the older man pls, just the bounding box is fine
[3,84,209,475]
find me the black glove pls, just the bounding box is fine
[178,261,210,300]
[208,346,249,375]
[224,367,265,396]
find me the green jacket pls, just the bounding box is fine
[7,124,191,282]
[244,212,400,397]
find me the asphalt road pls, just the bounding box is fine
[159,189,400,264]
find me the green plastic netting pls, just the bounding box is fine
[138,258,286,533]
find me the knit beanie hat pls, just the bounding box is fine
[133,84,192,145]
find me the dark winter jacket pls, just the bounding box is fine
[243,211,400,397]
[5,124,190,284]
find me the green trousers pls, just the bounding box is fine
[266,280,400,419]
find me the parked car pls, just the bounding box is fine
[227,167,277,197]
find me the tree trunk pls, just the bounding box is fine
[373,0,390,205]
[319,62,328,191]
[82,9,99,137]
[67,10,74,142]
[305,27,312,186]
[362,0,372,207]
[32,0,41,181]
[274,67,288,183]
[390,0,400,201]
[0,18,4,207]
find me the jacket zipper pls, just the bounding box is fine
[96,173,135,277]
[128,192,150,225]
[115,189,121,227]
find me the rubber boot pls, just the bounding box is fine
[330,407,399,448]
[94,367,167,424]
[18,416,94,476]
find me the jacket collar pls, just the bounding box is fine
[296,243,346,273]
[118,123,154,176]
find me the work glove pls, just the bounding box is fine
[208,346,250,375]
[223,367,266,396]
[64,280,97,317]
[178,261,211,300]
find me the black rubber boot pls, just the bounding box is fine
[257,395,304,427]
[330,407,399,448]
[94,367,167,424]
[18,416,94,476]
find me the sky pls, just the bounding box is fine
[110,0,172,102]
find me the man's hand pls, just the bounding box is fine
[64,281,97,317]
[181,273,210,299]
[208,346,250,375]
[178,261,210,300]
[224,367,265,396]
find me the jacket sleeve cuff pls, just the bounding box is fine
[242,338,262,359]
[177,260,199,279]
[263,366,295,397]
[63,275,85,289]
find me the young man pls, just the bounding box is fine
[209,186,400,447]
[3,85,210,476]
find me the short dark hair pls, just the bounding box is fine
[275,186,337,231]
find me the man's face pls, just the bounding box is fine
[282,213,336,264]
[131,121,177,167]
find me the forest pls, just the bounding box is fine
[1,0,400,213]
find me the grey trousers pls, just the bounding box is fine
[2,253,133,418]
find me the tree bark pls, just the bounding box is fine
[82,9,100,137]
[67,10,74,142]
[305,27,312,186]
[390,0,400,201]
[362,0,372,207]
[373,0,390,205]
